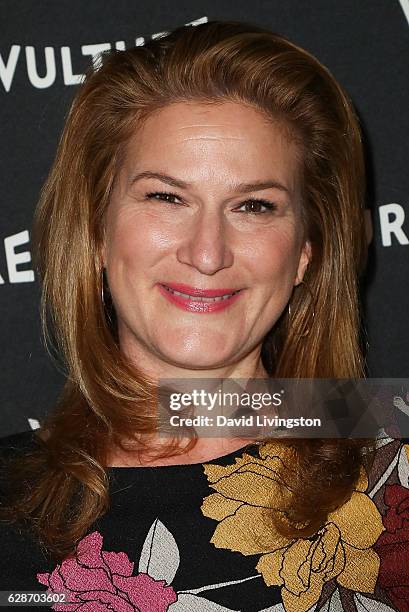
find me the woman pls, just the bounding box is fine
[0,20,407,612]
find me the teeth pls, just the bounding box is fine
[164,286,239,302]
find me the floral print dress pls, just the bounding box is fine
[0,430,408,612]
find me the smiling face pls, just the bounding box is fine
[102,101,311,379]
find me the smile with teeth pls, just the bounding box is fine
[162,285,240,302]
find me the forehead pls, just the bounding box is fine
[139,99,274,131]
[121,101,302,190]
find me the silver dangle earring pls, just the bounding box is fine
[101,268,106,308]
[101,267,117,335]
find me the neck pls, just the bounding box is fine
[106,335,268,467]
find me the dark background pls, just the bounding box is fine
[1,1,408,436]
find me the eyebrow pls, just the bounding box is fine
[130,171,292,196]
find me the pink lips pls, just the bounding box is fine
[157,282,243,313]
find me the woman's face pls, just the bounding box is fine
[102,101,311,377]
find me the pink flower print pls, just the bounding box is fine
[37,518,243,611]
[37,531,177,611]
[113,573,177,611]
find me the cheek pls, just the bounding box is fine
[241,227,302,282]
[105,210,176,267]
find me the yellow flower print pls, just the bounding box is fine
[201,442,385,612]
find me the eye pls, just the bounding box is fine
[234,199,278,214]
[144,191,182,205]
[144,192,277,214]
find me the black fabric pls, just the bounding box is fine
[1,430,407,612]
[0,430,280,611]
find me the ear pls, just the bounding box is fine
[101,244,107,269]
[98,241,106,270]
[294,239,312,286]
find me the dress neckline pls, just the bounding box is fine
[106,441,260,471]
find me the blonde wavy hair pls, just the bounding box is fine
[0,20,371,561]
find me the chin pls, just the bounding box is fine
[156,336,233,370]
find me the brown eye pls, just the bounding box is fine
[236,199,277,214]
[145,191,182,204]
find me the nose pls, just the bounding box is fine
[176,208,234,275]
